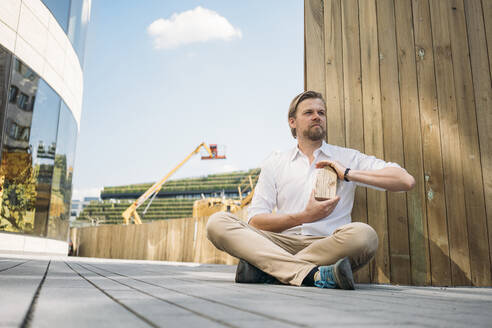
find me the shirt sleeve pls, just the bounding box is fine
[352,151,403,191]
[247,159,277,223]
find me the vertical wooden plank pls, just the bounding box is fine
[95,226,103,258]
[395,0,431,286]
[376,0,412,285]
[193,217,205,263]
[412,0,451,286]
[127,224,137,260]
[80,227,88,257]
[109,225,117,259]
[85,227,94,257]
[359,0,390,284]
[166,220,176,261]
[111,225,122,259]
[136,223,148,260]
[197,216,209,263]
[465,0,492,286]
[105,225,114,259]
[341,0,370,283]
[107,225,116,259]
[448,0,491,286]
[182,218,195,262]
[96,225,110,259]
[88,227,97,258]
[146,221,160,260]
[166,219,181,262]
[79,227,88,257]
[201,217,218,263]
[118,225,127,259]
[120,225,129,260]
[70,228,78,255]
[324,0,345,146]
[177,219,186,262]
[305,0,326,95]
[429,0,471,286]
[132,224,141,260]
[122,225,131,259]
[76,227,85,257]
[341,0,364,152]
[156,220,169,261]
[127,224,138,260]
[482,0,492,81]
[136,224,145,260]
[143,222,153,260]
[139,222,152,260]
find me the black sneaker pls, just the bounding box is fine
[235,259,280,284]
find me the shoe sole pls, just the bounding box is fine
[334,257,355,290]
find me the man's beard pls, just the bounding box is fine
[302,125,326,141]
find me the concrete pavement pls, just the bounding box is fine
[1,253,491,327]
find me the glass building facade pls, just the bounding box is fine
[42,0,92,63]
[0,0,90,242]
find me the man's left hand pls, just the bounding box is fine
[316,160,346,180]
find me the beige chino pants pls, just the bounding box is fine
[206,211,379,286]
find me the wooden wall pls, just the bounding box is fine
[305,0,492,286]
[71,217,239,265]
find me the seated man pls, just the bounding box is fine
[206,90,415,289]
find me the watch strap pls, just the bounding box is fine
[344,168,351,182]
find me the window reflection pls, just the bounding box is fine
[0,47,12,219]
[0,58,40,234]
[40,0,92,65]
[0,58,62,238]
[47,102,77,240]
[30,79,61,237]
[68,0,92,64]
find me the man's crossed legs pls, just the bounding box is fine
[206,211,378,287]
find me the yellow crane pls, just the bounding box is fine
[192,168,260,219]
[122,142,225,224]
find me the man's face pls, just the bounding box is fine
[289,98,326,141]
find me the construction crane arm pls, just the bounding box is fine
[122,142,214,224]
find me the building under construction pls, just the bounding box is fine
[76,168,260,225]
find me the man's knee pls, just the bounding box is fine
[206,211,238,243]
[206,212,225,239]
[343,222,379,257]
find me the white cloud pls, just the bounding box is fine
[147,6,242,49]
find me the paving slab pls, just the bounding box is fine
[33,261,149,328]
[0,253,491,328]
[0,259,48,327]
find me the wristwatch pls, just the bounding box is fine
[344,168,351,182]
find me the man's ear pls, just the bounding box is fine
[288,117,296,129]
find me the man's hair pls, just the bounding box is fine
[288,90,326,138]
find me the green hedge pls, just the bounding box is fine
[78,168,260,224]
[101,169,260,196]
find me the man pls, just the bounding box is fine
[206,90,415,290]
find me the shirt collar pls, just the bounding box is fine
[290,141,334,161]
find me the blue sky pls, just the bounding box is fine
[72,1,303,199]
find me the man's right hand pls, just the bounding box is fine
[249,191,340,232]
[301,190,340,223]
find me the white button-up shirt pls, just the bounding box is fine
[248,141,402,236]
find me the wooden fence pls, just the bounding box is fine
[71,217,238,265]
[305,0,492,286]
